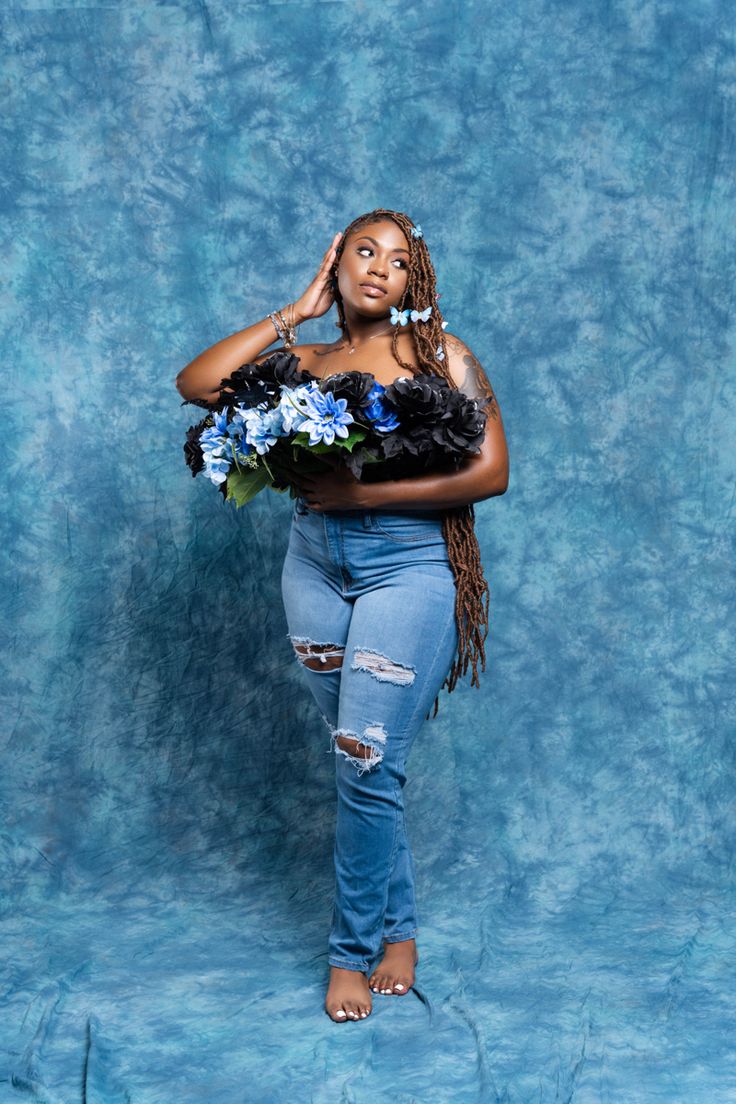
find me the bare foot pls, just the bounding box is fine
[368,938,419,995]
[325,966,373,1022]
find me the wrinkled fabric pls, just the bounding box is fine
[2,1,735,1101]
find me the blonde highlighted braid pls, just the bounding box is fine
[332,208,491,717]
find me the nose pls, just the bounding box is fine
[367,258,388,279]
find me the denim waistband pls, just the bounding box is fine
[293,495,444,521]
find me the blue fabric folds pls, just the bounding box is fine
[1,1,735,1100]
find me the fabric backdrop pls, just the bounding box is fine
[2,1,734,1101]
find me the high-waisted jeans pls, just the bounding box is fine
[280,494,459,973]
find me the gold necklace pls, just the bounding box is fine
[317,324,396,379]
[343,325,394,355]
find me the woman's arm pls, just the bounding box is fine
[369,334,508,508]
[174,309,299,404]
[295,335,510,512]
[175,232,343,403]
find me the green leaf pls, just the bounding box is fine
[225,465,272,507]
[337,428,367,453]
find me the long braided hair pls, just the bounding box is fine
[332,208,491,717]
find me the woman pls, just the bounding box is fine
[176,208,509,1024]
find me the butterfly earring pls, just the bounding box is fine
[410,305,433,323]
[390,306,410,326]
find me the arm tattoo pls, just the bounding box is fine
[446,337,499,419]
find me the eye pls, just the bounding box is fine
[356,247,406,269]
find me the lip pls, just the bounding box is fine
[359,282,388,297]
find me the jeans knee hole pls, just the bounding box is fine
[351,647,416,686]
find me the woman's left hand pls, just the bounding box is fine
[291,456,373,511]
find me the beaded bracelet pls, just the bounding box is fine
[268,303,298,348]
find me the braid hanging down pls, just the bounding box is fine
[332,208,491,718]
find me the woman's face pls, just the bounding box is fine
[335,220,411,316]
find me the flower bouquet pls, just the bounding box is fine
[181,350,488,507]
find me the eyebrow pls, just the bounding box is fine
[354,234,410,256]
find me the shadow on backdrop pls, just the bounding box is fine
[2,1,734,1101]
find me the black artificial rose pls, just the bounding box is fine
[432,392,487,455]
[382,374,452,423]
[319,371,376,411]
[360,374,487,479]
[211,350,317,412]
[183,417,210,476]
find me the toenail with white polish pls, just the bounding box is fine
[360,1012,367,1017]
[335,1010,346,1018]
[394,983,404,990]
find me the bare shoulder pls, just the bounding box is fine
[442,332,499,416]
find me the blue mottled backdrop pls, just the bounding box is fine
[2,1,734,1101]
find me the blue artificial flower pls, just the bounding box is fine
[410,225,423,238]
[240,402,287,455]
[390,306,410,326]
[203,453,232,485]
[299,388,354,446]
[198,406,236,484]
[276,381,318,434]
[364,382,401,433]
[410,305,432,323]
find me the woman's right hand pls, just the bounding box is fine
[293,232,343,323]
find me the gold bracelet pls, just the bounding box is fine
[287,301,298,342]
[276,304,297,348]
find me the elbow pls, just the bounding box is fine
[175,370,189,399]
[481,463,509,500]
[494,456,510,496]
[175,369,205,403]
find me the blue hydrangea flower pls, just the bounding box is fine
[299,388,354,446]
[239,402,287,455]
[364,382,401,433]
[199,407,235,485]
[276,381,318,434]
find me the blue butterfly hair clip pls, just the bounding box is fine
[410,225,423,238]
[390,306,410,326]
[410,305,432,323]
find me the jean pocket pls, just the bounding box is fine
[372,514,444,543]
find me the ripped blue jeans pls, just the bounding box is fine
[281,494,459,973]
